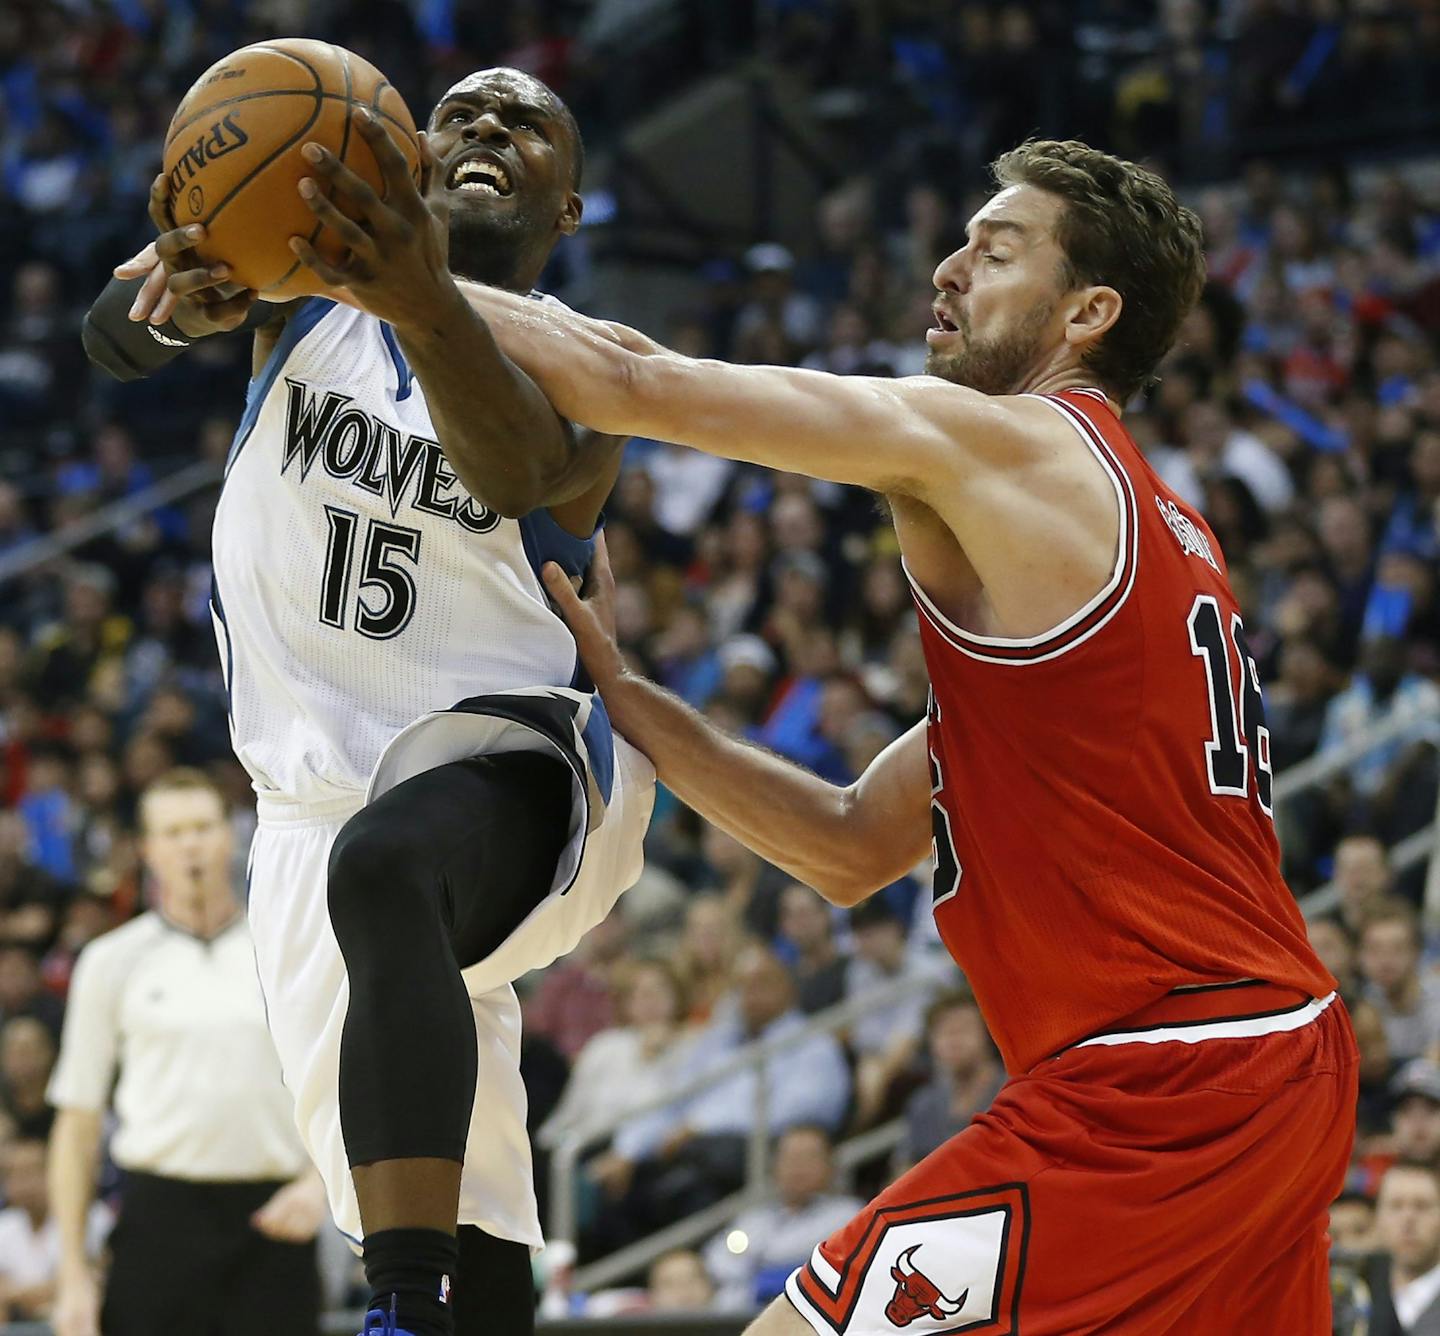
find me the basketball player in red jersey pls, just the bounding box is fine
[297,136,1357,1333]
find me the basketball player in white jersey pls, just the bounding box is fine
[83,70,654,1336]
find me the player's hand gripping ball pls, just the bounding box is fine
[161,38,420,299]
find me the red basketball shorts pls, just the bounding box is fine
[786,984,1358,1336]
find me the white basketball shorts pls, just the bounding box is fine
[245,687,655,1246]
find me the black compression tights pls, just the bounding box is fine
[327,751,572,1169]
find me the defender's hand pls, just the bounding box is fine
[541,534,628,695]
[289,110,453,330]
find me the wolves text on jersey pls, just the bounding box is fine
[280,379,501,535]
[1154,496,1220,573]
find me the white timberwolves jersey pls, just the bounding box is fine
[211,297,589,804]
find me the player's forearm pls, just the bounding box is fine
[459,284,924,492]
[604,675,880,904]
[394,283,592,517]
[83,276,195,381]
[48,1109,102,1275]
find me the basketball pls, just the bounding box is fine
[161,38,420,300]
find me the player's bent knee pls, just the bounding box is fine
[744,1297,812,1335]
[326,802,431,935]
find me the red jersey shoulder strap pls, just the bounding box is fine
[904,390,1139,666]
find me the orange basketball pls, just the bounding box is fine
[162,38,420,300]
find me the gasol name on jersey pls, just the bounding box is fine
[280,378,501,534]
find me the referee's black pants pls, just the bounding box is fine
[102,1172,320,1336]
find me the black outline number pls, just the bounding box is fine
[1187,594,1273,817]
[318,506,422,639]
[320,507,358,629]
[928,696,963,905]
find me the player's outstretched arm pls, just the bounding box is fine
[455,282,1037,500]
[289,111,614,518]
[542,539,931,904]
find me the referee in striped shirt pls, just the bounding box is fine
[48,769,326,1336]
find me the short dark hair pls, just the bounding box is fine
[557,101,584,191]
[990,139,1206,403]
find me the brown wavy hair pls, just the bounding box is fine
[990,139,1206,402]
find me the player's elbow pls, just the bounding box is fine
[485,482,543,520]
[450,437,551,519]
[810,870,876,909]
[810,790,918,907]
[809,832,900,908]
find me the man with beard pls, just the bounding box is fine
[83,70,655,1336]
[340,140,1356,1332]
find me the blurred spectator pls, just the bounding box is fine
[776,883,848,1015]
[0,810,68,952]
[0,1015,55,1140]
[1359,1062,1440,1203]
[539,958,696,1153]
[595,944,850,1252]
[1360,900,1440,1064]
[1309,916,1359,999]
[702,1125,862,1311]
[1333,832,1394,937]
[697,823,779,940]
[1318,637,1440,798]
[0,1138,107,1324]
[735,244,822,364]
[1382,430,1440,565]
[845,898,949,1127]
[1329,1190,1376,1255]
[673,894,745,1024]
[16,745,76,885]
[1393,1064,1440,1171]
[646,1248,716,1313]
[1368,1161,1440,1333]
[1356,997,1400,1140]
[524,908,627,1062]
[26,565,132,712]
[1261,635,1336,771]
[901,990,1005,1169]
[0,946,63,1038]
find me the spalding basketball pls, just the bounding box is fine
[162,39,420,300]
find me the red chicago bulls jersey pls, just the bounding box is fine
[911,387,1333,1075]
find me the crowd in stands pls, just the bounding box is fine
[0,0,1438,1326]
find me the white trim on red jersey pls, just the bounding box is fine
[902,390,1140,666]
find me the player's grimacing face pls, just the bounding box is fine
[926,185,1073,396]
[425,69,579,249]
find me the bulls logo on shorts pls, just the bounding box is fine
[787,1185,1027,1335]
